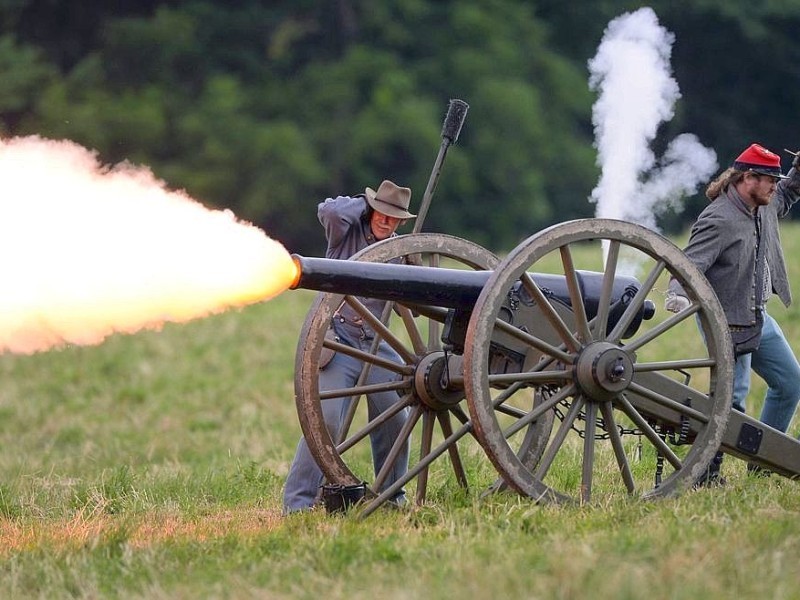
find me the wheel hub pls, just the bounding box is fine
[574,341,633,401]
[414,352,465,410]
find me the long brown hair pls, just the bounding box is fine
[705,168,747,200]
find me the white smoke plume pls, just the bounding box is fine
[0,135,296,354]
[588,7,717,230]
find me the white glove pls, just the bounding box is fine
[665,293,690,313]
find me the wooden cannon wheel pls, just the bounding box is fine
[294,232,556,516]
[464,219,735,503]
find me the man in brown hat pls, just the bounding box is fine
[666,144,800,484]
[283,180,415,513]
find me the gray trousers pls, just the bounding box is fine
[283,320,410,512]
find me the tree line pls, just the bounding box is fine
[2,0,798,254]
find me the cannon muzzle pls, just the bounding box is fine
[290,254,655,336]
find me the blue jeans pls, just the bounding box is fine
[283,319,410,513]
[733,311,800,434]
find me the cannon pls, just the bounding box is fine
[290,219,800,517]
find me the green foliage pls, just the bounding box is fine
[0,34,56,133]
[2,0,799,253]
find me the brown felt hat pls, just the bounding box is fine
[365,180,416,219]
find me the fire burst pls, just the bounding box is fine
[0,136,298,354]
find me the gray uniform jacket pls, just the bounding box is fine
[318,194,392,327]
[669,167,800,326]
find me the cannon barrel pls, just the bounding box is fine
[290,255,656,326]
[291,255,490,309]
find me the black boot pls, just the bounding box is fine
[694,451,726,488]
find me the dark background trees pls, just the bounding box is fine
[2,0,798,255]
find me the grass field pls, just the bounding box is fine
[2,224,800,599]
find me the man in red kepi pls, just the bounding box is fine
[666,143,800,485]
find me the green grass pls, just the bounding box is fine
[3,225,800,599]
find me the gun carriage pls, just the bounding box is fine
[289,103,800,518]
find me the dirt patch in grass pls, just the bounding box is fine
[0,507,284,556]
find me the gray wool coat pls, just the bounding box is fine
[318,194,396,325]
[669,167,800,327]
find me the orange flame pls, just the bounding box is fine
[0,135,299,354]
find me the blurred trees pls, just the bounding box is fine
[1,0,798,254]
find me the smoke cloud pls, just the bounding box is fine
[588,7,717,230]
[0,135,296,354]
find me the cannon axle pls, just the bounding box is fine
[574,342,634,401]
[414,352,465,410]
